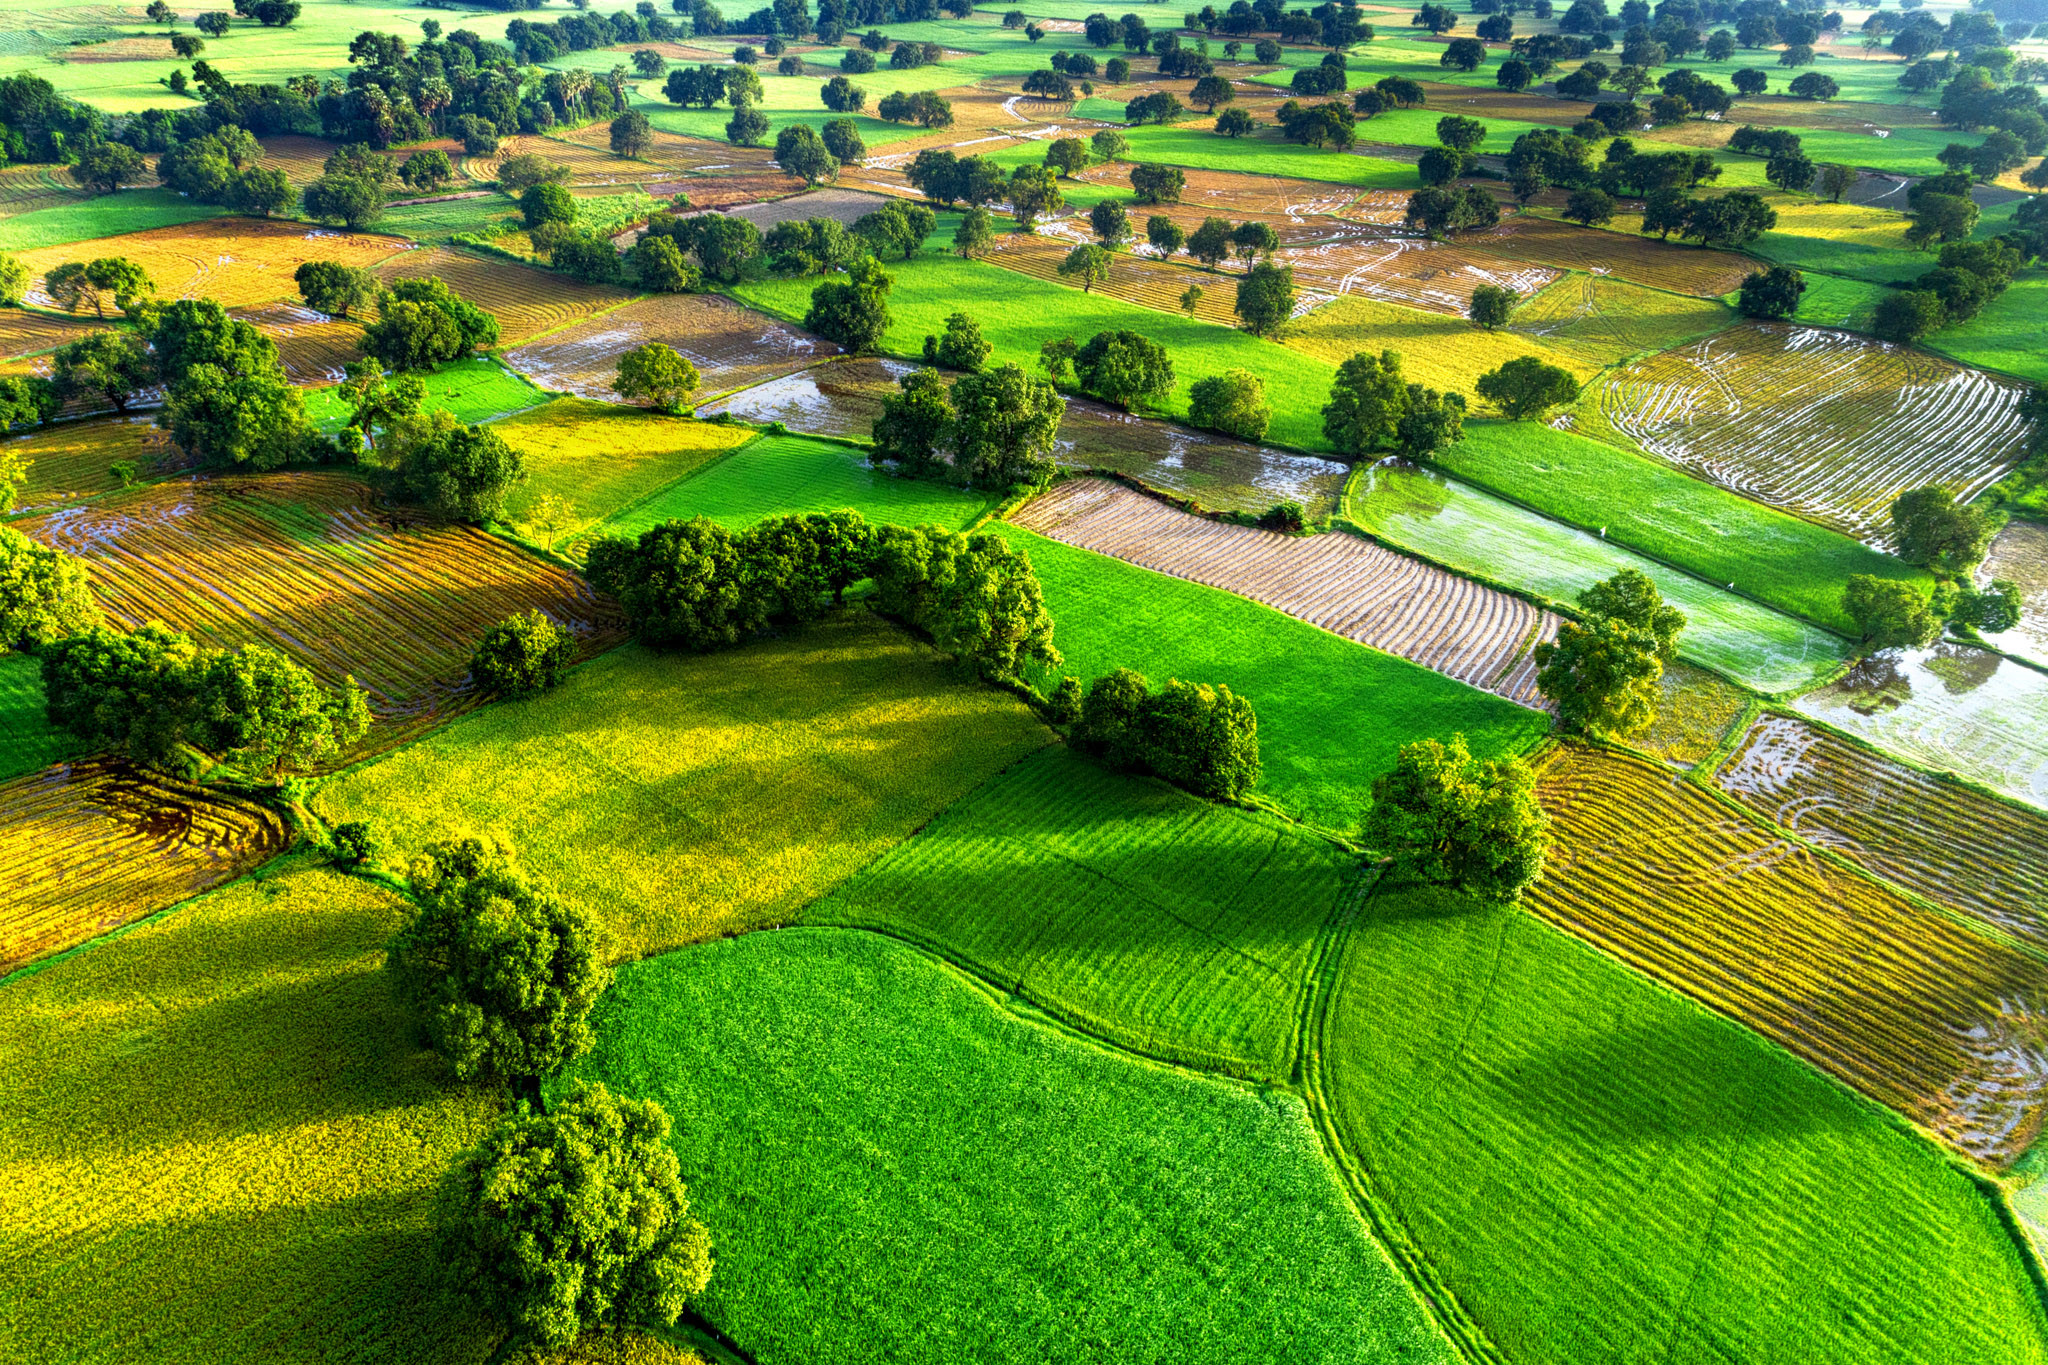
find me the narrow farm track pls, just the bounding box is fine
[1585,321,2035,542]
[19,473,624,750]
[1717,715,2048,945]
[1529,744,2048,1167]
[0,759,288,975]
[1013,478,1557,705]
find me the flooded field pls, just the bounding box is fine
[505,291,835,401]
[1980,520,2048,669]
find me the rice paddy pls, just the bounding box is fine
[1475,213,1758,297]
[503,291,835,401]
[1582,322,2035,544]
[377,246,633,347]
[231,302,363,385]
[2,415,184,514]
[1276,231,1562,318]
[1509,274,1735,368]
[1015,477,1556,704]
[0,304,105,360]
[0,759,290,975]
[1530,743,2048,1165]
[17,218,410,312]
[492,397,756,543]
[1979,520,2048,669]
[1632,660,1752,767]
[1280,293,1596,393]
[17,473,623,748]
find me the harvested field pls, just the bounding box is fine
[984,230,1247,326]
[376,245,630,346]
[1015,478,1557,704]
[231,302,362,384]
[3,415,184,513]
[544,124,784,181]
[254,134,343,187]
[19,473,623,749]
[1476,214,1756,297]
[504,290,834,399]
[1980,520,2048,669]
[1530,743,2048,1166]
[17,218,410,312]
[1281,293,1597,393]
[1277,231,1560,316]
[55,34,173,59]
[0,304,104,358]
[1793,644,2048,813]
[1718,714,2048,942]
[0,162,85,219]
[1584,322,2035,542]
[715,188,891,230]
[0,759,290,974]
[1510,274,1735,367]
[1636,661,1751,766]
[1071,161,1388,219]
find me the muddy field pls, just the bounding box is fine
[378,245,633,347]
[1013,477,1558,703]
[1979,521,2048,669]
[506,290,835,401]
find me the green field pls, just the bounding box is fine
[0,651,77,781]
[989,524,1550,826]
[1931,275,2048,386]
[1435,420,1930,632]
[730,230,1350,452]
[1792,271,1891,332]
[570,926,1457,1365]
[311,613,1052,958]
[303,356,548,434]
[594,431,999,541]
[0,189,227,251]
[1347,462,1853,692]
[806,745,1345,1078]
[493,397,756,541]
[1318,877,2048,1365]
[378,192,521,244]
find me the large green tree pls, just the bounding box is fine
[1533,614,1663,737]
[392,410,526,522]
[1072,329,1172,410]
[1576,568,1686,662]
[803,256,892,353]
[1843,573,1940,650]
[1474,356,1582,420]
[1321,349,1407,455]
[1187,369,1269,440]
[870,366,954,478]
[1890,486,1995,572]
[950,362,1063,486]
[362,279,499,370]
[191,642,370,775]
[50,332,154,413]
[0,525,102,653]
[471,609,573,696]
[613,342,700,413]
[1233,261,1295,337]
[585,516,763,650]
[162,362,313,471]
[39,623,200,765]
[1362,733,1550,900]
[293,260,380,319]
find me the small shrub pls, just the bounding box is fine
[330,820,380,870]
[1257,501,1306,534]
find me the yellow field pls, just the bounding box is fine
[1509,274,1736,369]
[1764,196,1915,253]
[0,304,106,359]
[492,397,755,541]
[17,218,411,312]
[378,245,633,346]
[3,415,182,514]
[1281,293,1598,393]
[231,302,364,384]
[1480,214,1756,297]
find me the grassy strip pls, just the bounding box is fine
[0,652,77,782]
[1930,275,2048,386]
[302,355,548,434]
[727,226,1349,453]
[987,523,1550,828]
[568,924,1459,1365]
[0,189,227,251]
[310,614,1053,959]
[1317,874,2048,1365]
[1435,419,1930,633]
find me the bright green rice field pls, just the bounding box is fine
[0,651,75,781]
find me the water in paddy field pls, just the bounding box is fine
[1348,461,1850,695]
[1979,521,2048,670]
[701,360,1349,517]
[1792,645,2048,813]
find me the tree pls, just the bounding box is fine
[1187,216,1233,269]
[1737,265,1804,319]
[1469,282,1517,330]
[1090,199,1132,248]
[869,525,1060,682]
[1563,185,1616,226]
[396,150,452,194]
[633,47,669,78]
[725,104,770,147]
[1890,486,1994,571]
[70,141,146,195]
[1732,66,1768,96]
[1217,106,1256,137]
[613,342,700,413]
[393,411,526,522]
[633,235,698,293]
[1187,368,1269,440]
[0,253,26,306]
[472,610,573,696]
[871,366,953,478]
[46,258,151,319]
[1843,573,1940,650]
[607,109,654,160]
[951,362,1063,486]
[1576,567,1685,662]
[1229,220,1279,268]
[1404,184,1499,237]
[1788,71,1839,100]
[1073,670,1261,799]
[1004,161,1061,229]
[925,311,989,373]
[294,260,378,319]
[1057,242,1113,293]
[1146,215,1186,258]
[1394,383,1465,460]
[190,643,369,776]
[521,181,577,230]
[820,75,866,113]
[1179,284,1204,317]
[1191,74,1234,112]
[1129,163,1185,205]
[1765,147,1817,194]
[1475,356,1581,419]
[1072,329,1173,410]
[40,623,202,766]
[390,854,611,1095]
[196,10,230,37]
[804,256,892,352]
[1090,128,1127,162]
[1497,57,1533,92]
[336,359,424,457]
[51,332,154,412]
[1418,146,1466,187]
[1681,190,1775,248]
[1871,289,1945,344]
[1362,734,1549,900]
[953,205,994,258]
[773,122,836,185]
[691,214,764,282]
[1441,36,1486,70]
[1322,349,1407,455]
[496,154,569,193]
[1906,192,1977,248]
[1234,261,1294,337]
[1044,137,1088,177]
[0,525,101,654]
[821,117,865,165]
[300,173,383,229]
[363,279,498,370]
[585,516,760,650]
[1534,613,1662,736]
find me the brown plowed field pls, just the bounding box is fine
[0,759,289,974]
[17,219,411,311]
[1530,743,2048,1167]
[376,246,633,346]
[1013,477,1556,704]
[4,416,185,513]
[18,473,624,749]
[231,302,363,384]
[0,305,104,358]
[504,290,836,400]
[1473,214,1756,296]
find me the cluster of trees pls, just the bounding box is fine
[1363,733,1549,903]
[1535,569,1686,740]
[1321,349,1466,461]
[1840,486,2026,649]
[0,523,100,655]
[1068,668,1261,800]
[1873,234,2028,344]
[871,355,1065,487]
[334,361,528,523]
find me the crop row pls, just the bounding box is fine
[504,289,834,399]
[377,245,633,346]
[18,218,410,313]
[1529,743,2048,1166]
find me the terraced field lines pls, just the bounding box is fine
[3,416,185,514]
[1980,520,2048,669]
[19,473,623,749]
[231,302,363,385]
[1585,321,2034,542]
[0,304,102,360]
[1477,214,1757,296]
[1277,232,1561,317]
[1530,744,2048,1166]
[377,246,633,347]
[504,291,836,400]
[1015,479,1557,704]
[1509,274,1735,369]
[0,760,289,973]
[16,219,411,312]
[1718,714,2048,942]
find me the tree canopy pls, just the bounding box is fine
[1363,733,1549,901]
